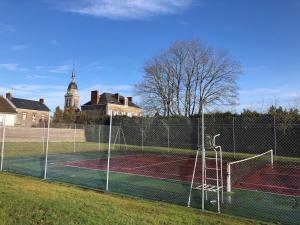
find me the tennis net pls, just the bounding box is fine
[226,150,273,192]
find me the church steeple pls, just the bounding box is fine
[64,64,80,110]
[71,64,76,82]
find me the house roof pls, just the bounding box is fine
[0,96,17,114]
[9,97,50,112]
[82,92,141,109]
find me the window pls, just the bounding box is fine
[32,114,36,122]
[22,112,27,120]
[41,114,45,121]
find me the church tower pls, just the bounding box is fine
[64,64,80,110]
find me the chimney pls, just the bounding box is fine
[124,97,128,106]
[39,98,44,104]
[91,90,99,105]
[114,93,120,102]
[6,92,12,99]
[128,97,133,102]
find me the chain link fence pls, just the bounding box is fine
[0,114,299,224]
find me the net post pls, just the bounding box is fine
[270,149,274,166]
[106,110,113,191]
[226,163,231,192]
[44,112,51,179]
[0,115,6,171]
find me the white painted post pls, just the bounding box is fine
[106,110,113,191]
[44,112,51,179]
[201,100,205,211]
[42,120,46,153]
[226,163,231,192]
[0,115,6,171]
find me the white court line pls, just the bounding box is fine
[237,181,300,191]
[263,172,300,179]
[53,163,202,184]
[233,186,300,198]
[273,165,300,170]
[49,154,143,165]
[125,158,190,170]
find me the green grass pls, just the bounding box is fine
[0,173,268,225]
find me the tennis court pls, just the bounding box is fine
[56,152,300,197]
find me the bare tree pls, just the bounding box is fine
[136,40,241,116]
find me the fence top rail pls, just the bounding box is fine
[228,149,273,166]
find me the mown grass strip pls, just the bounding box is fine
[0,172,269,225]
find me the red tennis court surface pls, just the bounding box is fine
[62,154,300,196]
[234,163,300,196]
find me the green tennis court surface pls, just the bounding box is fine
[2,146,300,225]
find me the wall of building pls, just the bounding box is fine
[82,105,106,119]
[4,127,85,142]
[15,109,49,127]
[107,103,143,117]
[0,114,16,126]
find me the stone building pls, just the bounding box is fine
[3,93,50,127]
[81,90,143,118]
[64,64,80,110]
[0,96,17,126]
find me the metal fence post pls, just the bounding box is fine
[232,116,236,159]
[106,110,113,191]
[73,123,76,153]
[0,115,6,171]
[201,102,205,211]
[42,120,46,153]
[141,118,144,152]
[44,112,51,179]
[98,124,101,151]
[273,115,277,159]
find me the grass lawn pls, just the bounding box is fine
[0,173,269,225]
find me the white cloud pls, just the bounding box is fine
[11,44,29,51]
[0,63,18,71]
[49,64,69,73]
[0,63,29,72]
[63,0,193,19]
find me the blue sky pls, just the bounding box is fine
[0,0,300,112]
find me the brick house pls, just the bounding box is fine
[3,93,50,127]
[81,90,143,118]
